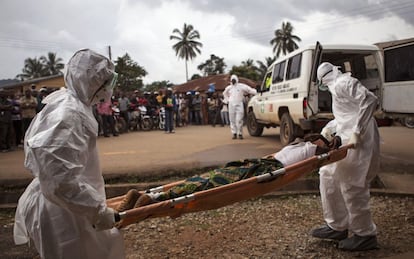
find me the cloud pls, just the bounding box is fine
[0,0,413,85]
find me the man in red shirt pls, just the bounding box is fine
[96,99,118,137]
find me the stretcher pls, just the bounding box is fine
[107,144,352,228]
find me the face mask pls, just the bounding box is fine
[231,79,236,85]
[90,72,118,105]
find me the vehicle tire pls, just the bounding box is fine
[247,111,264,136]
[280,113,296,146]
[141,117,154,131]
[404,116,414,128]
[129,118,138,131]
[115,118,126,134]
[159,117,165,130]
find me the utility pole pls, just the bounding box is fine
[108,45,112,60]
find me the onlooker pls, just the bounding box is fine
[201,93,209,125]
[97,99,118,137]
[220,95,230,126]
[174,93,181,127]
[36,88,48,113]
[0,91,13,152]
[187,92,193,124]
[207,95,216,125]
[20,89,38,137]
[211,93,223,127]
[191,92,202,125]
[162,87,176,133]
[179,93,189,126]
[118,92,130,132]
[10,93,23,147]
[155,91,163,106]
[30,84,38,98]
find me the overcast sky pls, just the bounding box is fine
[1,0,413,84]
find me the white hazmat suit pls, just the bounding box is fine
[13,49,125,259]
[314,62,380,250]
[223,75,257,138]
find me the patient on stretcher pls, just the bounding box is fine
[115,134,341,213]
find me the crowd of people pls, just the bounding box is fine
[0,80,257,152]
[89,85,245,137]
[0,86,50,152]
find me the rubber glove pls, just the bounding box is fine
[94,207,115,231]
[321,127,334,142]
[347,132,360,149]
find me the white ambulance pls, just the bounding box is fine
[246,41,414,145]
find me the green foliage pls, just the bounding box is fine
[114,53,147,92]
[256,56,276,81]
[17,52,64,80]
[144,80,173,93]
[270,21,301,58]
[170,23,203,81]
[197,54,227,76]
[229,59,261,82]
[40,52,64,75]
[190,74,202,80]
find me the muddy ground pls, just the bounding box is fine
[1,194,413,259]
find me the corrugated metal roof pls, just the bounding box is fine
[173,74,259,93]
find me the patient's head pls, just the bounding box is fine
[301,134,342,155]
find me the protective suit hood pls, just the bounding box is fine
[65,49,116,106]
[317,62,341,86]
[230,74,239,84]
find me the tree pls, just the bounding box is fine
[197,54,226,76]
[170,23,203,82]
[17,57,49,80]
[114,53,147,92]
[40,52,64,75]
[229,59,261,82]
[144,80,173,93]
[270,21,301,58]
[256,56,276,80]
[190,74,202,81]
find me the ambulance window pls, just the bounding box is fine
[385,44,414,82]
[272,61,286,83]
[364,55,379,79]
[262,71,272,92]
[286,53,302,80]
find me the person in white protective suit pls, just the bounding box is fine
[310,62,380,251]
[13,49,125,259]
[223,74,257,139]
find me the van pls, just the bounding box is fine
[246,41,414,145]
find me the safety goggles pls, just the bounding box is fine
[103,71,118,91]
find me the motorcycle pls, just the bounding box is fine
[158,107,166,130]
[129,104,153,131]
[112,105,126,134]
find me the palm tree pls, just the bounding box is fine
[270,21,301,58]
[40,52,64,75]
[17,57,49,80]
[256,56,276,79]
[170,23,203,82]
